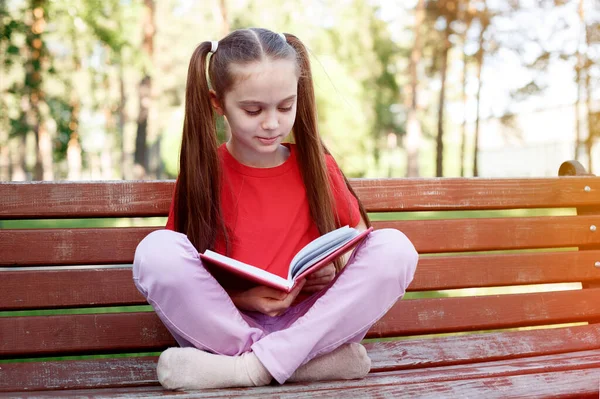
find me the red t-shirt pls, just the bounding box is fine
[166,143,360,287]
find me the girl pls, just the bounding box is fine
[133,28,418,390]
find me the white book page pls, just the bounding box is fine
[288,226,357,279]
[291,238,351,278]
[203,250,292,289]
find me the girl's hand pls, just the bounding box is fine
[230,280,305,317]
[302,263,336,293]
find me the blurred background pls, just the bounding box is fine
[0,0,598,181]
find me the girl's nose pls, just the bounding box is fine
[262,113,279,131]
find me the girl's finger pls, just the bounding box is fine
[306,265,335,279]
[304,275,334,286]
[302,284,328,293]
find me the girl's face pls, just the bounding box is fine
[212,58,299,168]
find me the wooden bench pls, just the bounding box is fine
[1,160,600,398]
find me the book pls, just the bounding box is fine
[200,226,373,292]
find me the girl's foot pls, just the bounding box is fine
[157,347,272,390]
[288,343,371,382]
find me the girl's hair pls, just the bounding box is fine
[174,28,370,272]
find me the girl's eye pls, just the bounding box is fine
[279,106,292,112]
[244,109,261,116]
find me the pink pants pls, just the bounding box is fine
[133,228,418,384]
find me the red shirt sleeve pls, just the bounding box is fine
[325,155,360,228]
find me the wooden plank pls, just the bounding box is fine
[352,176,600,212]
[4,250,600,310]
[3,215,600,265]
[4,289,600,357]
[0,227,157,266]
[195,369,600,399]
[0,313,176,357]
[0,268,145,310]
[3,350,600,396]
[365,323,600,371]
[0,181,174,219]
[385,215,600,253]
[2,324,600,391]
[412,250,600,290]
[371,288,600,337]
[2,177,599,219]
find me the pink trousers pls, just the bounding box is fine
[133,228,418,384]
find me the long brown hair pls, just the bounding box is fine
[175,28,370,270]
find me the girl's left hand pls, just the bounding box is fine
[302,263,336,293]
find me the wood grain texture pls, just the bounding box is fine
[3,289,600,357]
[3,250,600,310]
[2,350,600,396]
[0,181,175,219]
[3,324,600,391]
[0,227,157,266]
[412,250,600,290]
[2,177,599,219]
[384,215,600,253]
[372,288,600,337]
[1,268,145,310]
[2,215,600,266]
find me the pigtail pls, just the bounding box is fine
[286,34,348,272]
[174,42,224,254]
[286,34,371,242]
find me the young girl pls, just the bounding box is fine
[133,28,418,390]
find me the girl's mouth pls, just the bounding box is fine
[257,136,279,145]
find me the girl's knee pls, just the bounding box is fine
[133,229,196,284]
[368,229,418,286]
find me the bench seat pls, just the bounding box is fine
[1,160,599,397]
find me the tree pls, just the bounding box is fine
[133,0,155,178]
[472,0,490,177]
[405,0,426,177]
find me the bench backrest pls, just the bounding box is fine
[1,170,600,391]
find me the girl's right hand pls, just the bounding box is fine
[230,280,305,317]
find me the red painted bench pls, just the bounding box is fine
[1,160,600,397]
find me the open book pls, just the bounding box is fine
[200,226,373,292]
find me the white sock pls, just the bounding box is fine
[157,347,272,390]
[288,343,371,382]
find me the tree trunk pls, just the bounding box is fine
[436,22,451,177]
[27,0,52,180]
[134,0,155,178]
[67,22,82,181]
[473,5,487,178]
[574,0,584,161]
[585,59,593,173]
[405,0,425,177]
[460,35,469,177]
[118,61,128,179]
[11,135,28,181]
[219,0,229,36]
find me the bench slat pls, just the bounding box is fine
[413,250,600,290]
[184,368,600,399]
[2,215,600,265]
[2,324,599,391]
[2,178,599,219]
[3,289,600,357]
[0,181,174,219]
[1,268,144,310]
[0,227,156,266]
[2,350,600,396]
[386,215,600,253]
[375,288,600,337]
[3,368,599,398]
[3,250,600,310]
